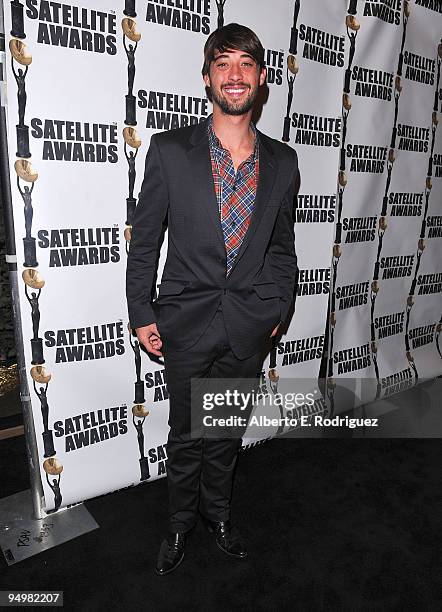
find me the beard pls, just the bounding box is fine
[210,83,258,116]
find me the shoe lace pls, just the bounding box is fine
[166,535,184,556]
[219,525,242,546]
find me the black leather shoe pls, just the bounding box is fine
[203,519,248,559]
[155,533,186,576]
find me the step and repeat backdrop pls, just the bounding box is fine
[326,0,442,414]
[2,0,441,512]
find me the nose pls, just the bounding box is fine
[227,61,244,82]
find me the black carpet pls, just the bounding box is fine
[0,435,441,611]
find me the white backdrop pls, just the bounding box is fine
[2,0,441,512]
[326,0,442,414]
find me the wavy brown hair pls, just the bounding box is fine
[202,23,265,77]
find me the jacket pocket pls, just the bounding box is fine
[253,281,282,299]
[158,280,188,297]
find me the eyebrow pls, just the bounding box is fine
[213,53,256,61]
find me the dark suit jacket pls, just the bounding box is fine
[126,118,299,360]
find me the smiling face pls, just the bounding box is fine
[204,48,266,116]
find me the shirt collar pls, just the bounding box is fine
[207,114,259,164]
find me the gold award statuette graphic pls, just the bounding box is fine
[215,0,227,30]
[22,267,44,289]
[388,148,395,164]
[31,366,55,458]
[268,336,279,397]
[282,54,299,143]
[9,37,31,65]
[346,15,360,31]
[10,39,32,159]
[344,14,360,94]
[30,365,51,384]
[128,323,145,404]
[405,349,417,381]
[123,126,141,149]
[397,1,410,78]
[124,225,132,255]
[343,93,352,112]
[123,126,142,229]
[132,405,151,481]
[122,17,141,42]
[428,68,440,176]
[333,244,342,260]
[133,404,149,418]
[330,245,341,323]
[14,158,37,182]
[43,457,63,513]
[15,159,38,268]
[22,268,45,365]
[268,367,279,384]
[122,17,141,127]
[326,376,336,417]
[404,294,414,363]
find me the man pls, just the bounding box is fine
[126,23,300,575]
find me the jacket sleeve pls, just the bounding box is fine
[267,150,300,326]
[126,135,169,329]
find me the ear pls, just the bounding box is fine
[203,73,211,88]
[259,67,267,87]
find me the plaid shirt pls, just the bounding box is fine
[208,116,259,276]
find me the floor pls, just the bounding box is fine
[0,377,441,612]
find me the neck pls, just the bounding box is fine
[211,107,254,152]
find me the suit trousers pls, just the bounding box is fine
[162,303,265,533]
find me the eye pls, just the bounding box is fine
[216,62,228,68]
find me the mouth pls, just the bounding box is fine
[222,85,249,98]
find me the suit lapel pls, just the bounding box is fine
[187,122,226,252]
[229,133,278,275]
